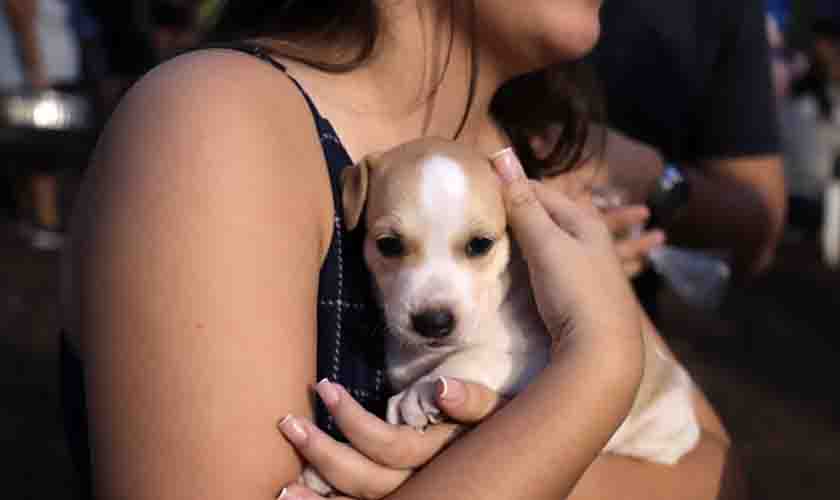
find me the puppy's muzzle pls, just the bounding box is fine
[411,308,456,339]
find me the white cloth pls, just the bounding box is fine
[781,95,840,200]
[0,0,80,89]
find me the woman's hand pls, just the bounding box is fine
[491,148,641,348]
[277,377,507,500]
[531,124,665,206]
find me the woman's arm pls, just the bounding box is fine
[568,312,745,500]
[283,311,742,500]
[75,50,334,499]
[281,197,743,499]
[4,0,47,87]
[570,397,743,500]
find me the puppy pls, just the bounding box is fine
[341,137,700,466]
[303,137,700,493]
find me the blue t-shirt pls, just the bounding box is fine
[589,0,781,164]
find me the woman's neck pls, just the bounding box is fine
[377,1,511,151]
[275,2,513,157]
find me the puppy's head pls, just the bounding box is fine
[343,138,511,348]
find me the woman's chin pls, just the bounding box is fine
[478,5,602,74]
[514,20,601,71]
[548,18,602,62]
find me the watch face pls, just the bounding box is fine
[659,166,685,191]
[646,165,690,229]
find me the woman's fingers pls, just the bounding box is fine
[435,377,509,424]
[279,484,352,500]
[278,379,510,499]
[490,148,591,256]
[490,147,640,346]
[278,414,411,500]
[491,148,557,238]
[312,380,462,469]
[313,378,506,467]
[532,182,611,241]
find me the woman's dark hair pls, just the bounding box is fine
[491,63,604,178]
[151,2,194,29]
[211,0,601,178]
[212,2,381,72]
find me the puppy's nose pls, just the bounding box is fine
[411,308,456,339]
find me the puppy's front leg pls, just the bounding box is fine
[386,374,443,430]
[298,466,335,497]
[388,347,543,430]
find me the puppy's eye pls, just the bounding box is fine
[466,237,495,258]
[376,236,405,258]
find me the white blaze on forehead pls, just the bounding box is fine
[413,154,473,313]
[420,155,468,212]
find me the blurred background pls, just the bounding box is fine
[2,0,840,498]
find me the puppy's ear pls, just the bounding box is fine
[341,156,375,231]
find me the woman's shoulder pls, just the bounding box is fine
[121,47,320,142]
[64,48,338,338]
[76,47,338,270]
[92,46,335,227]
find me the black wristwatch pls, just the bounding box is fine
[646,163,691,229]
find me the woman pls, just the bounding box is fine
[61,2,740,499]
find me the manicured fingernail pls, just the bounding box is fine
[489,147,514,161]
[315,378,340,408]
[278,487,304,500]
[437,376,465,405]
[652,230,666,245]
[490,148,524,183]
[278,415,308,446]
[438,376,449,398]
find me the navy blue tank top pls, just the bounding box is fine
[60,43,388,498]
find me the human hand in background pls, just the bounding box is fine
[533,125,667,279]
[531,124,666,206]
[601,204,666,278]
[5,0,49,90]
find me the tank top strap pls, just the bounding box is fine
[195,42,384,442]
[200,41,356,211]
[202,41,323,123]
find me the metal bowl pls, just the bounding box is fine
[0,89,95,132]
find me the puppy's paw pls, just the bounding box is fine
[387,377,443,430]
[299,465,336,497]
